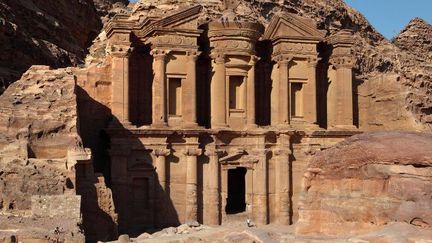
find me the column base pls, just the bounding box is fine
[246,123,258,129]
[252,194,268,225]
[151,122,168,129]
[182,122,200,129]
[211,123,230,129]
[108,119,135,129]
[329,125,357,131]
[275,123,292,130]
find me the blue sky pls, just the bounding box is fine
[345,0,431,39]
[128,0,431,39]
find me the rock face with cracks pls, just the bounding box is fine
[296,132,432,236]
[0,0,129,92]
[0,66,117,242]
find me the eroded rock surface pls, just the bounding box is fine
[0,66,84,242]
[0,66,117,242]
[296,132,432,236]
[0,0,130,92]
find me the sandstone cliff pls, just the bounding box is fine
[0,66,84,242]
[0,0,129,93]
[0,66,117,242]
[296,132,432,236]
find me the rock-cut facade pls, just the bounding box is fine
[103,4,359,234]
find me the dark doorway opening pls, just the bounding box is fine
[226,167,247,214]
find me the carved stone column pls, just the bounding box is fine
[274,134,292,225]
[151,49,169,127]
[184,51,200,127]
[276,56,293,127]
[329,56,355,129]
[303,57,319,127]
[203,148,223,225]
[152,148,170,227]
[247,55,260,128]
[251,148,269,224]
[210,53,228,128]
[327,30,356,129]
[111,45,132,125]
[153,148,170,191]
[184,147,202,222]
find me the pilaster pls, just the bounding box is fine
[274,134,292,225]
[303,57,320,128]
[151,49,170,127]
[183,51,200,128]
[203,147,224,225]
[210,53,228,128]
[247,55,260,128]
[275,55,293,128]
[327,29,356,130]
[184,147,202,222]
[152,148,171,191]
[251,148,269,225]
[111,44,133,126]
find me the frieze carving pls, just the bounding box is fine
[208,29,262,40]
[147,35,197,48]
[273,42,317,56]
[211,40,253,51]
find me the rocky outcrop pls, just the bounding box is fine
[0,66,79,158]
[0,0,130,93]
[393,18,432,128]
[0,66,117,242]
[394,18,432,62]
[0,66,84,242]
[296,132,432,236]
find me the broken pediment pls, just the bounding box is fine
[263,13,326,41]
[137,5,203,39]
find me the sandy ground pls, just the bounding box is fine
[117,221,432,243]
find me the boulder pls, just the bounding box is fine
[296,132,432,236]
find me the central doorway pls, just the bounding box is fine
[226,167,247,214]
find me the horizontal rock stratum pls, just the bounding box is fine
[296,132,432,236]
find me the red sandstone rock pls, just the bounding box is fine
[296,132,432,236]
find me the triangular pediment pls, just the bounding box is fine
[138,5,203,38]
[263,13,326,41]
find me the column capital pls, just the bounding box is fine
[249,148,270,156]
[274,148,292,157]
[306,56,321,68]
[210,52,226,64]
[152,148,171,157]
[329,56,355,69]
[151,49,171,60]
[184,148,202,157]
[204,148,225,157]
[273,55,293,65]
[111,44,133,58]
[186,50,202,61]
[249,55,261,65]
